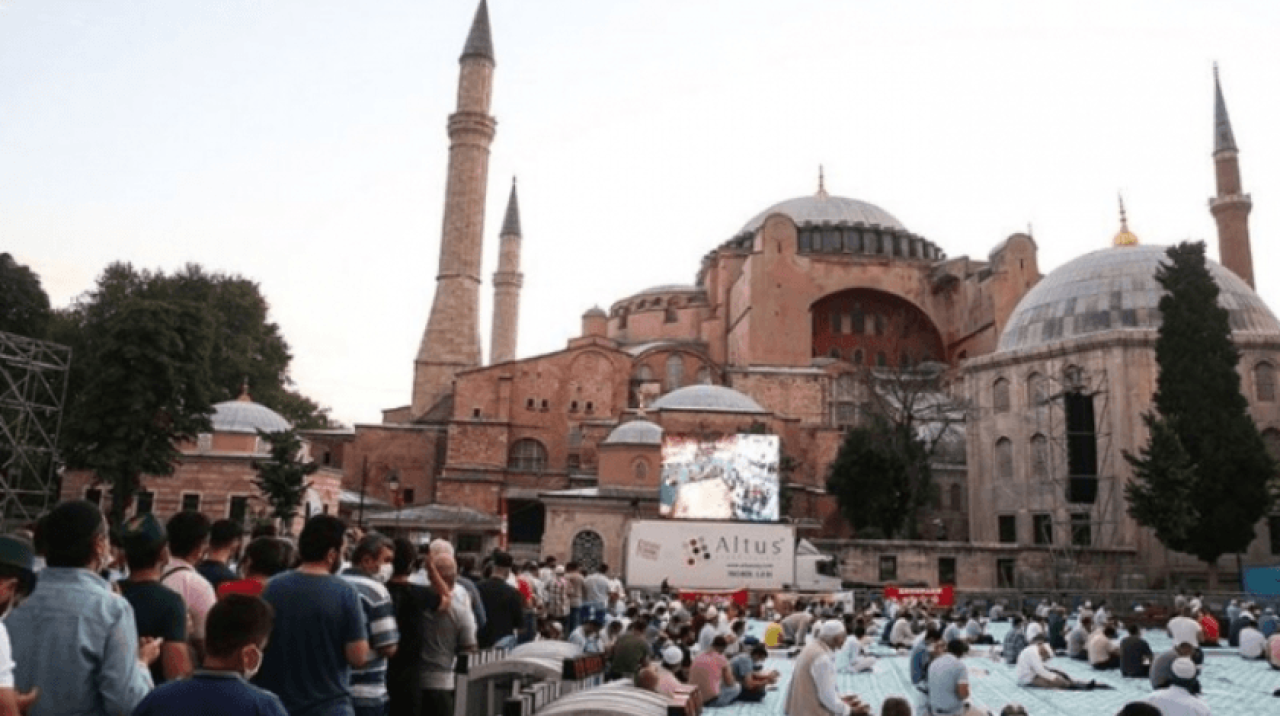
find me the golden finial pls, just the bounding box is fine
[1113,194,1139,247]
[816,165,829,199]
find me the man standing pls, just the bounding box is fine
[419,553,476,716]
[255,515,369,716]
[476,552,524,649]
[564,562,586,632]
[608,618,651,680]
[118,514,194,684]
[927,640,985,716]
[341,534,400,716]
[196,519,243,591]
[161,511,217,661]
[545,564,569,632]
[7,500,159,716]
[784,621,870,715]
[582,564,612,625]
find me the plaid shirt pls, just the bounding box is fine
[546,575,569,618]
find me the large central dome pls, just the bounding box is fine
[739,194,906,235]
[998,244,1280,353]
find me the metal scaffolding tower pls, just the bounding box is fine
[0,330,71,530]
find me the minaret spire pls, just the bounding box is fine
[1113,194,1139,247]
[490,178,524,365]
[816,165,829,199]
[413,0,498,418]
[1208,64,1255,288]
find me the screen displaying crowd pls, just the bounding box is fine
[659,434,780,522]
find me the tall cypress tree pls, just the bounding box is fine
[1124,242,1275,588]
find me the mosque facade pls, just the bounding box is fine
[319,2,1277,589]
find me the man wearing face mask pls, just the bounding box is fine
[340,534,399,716]
[131,594,288,715]
[7,500,159,716]
[0,535,41,715]
[255,515,369,716]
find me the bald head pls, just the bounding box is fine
[432,553,458,586]
[634,665,660,693]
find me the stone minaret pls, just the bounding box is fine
[489,179,523,365]
[413,0,496,418]
[1209,65,1254,288]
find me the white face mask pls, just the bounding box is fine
[376,563,393,583]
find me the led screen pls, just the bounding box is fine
[659,434,780,521]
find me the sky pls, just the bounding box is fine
[2,0,1278,426]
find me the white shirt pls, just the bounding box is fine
[1145,685,1211,716]
[1167,616,1202,646]
[1026,621,1044,642]
[0,622,14,688]
[1239,626,1266,659]
[161,557,217,640]
[890,617,915,645]
[1015,644,1056,685]
[809,641,851,716]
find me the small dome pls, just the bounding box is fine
[998,244,1280,353]
[211,398,291,434]
[602,420,664,446]
[739,194,906,236]
[583,306,607,317]
[649,385,767,414]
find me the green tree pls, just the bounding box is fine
[1123,242,1276,588]
[59,295,216,526]
[0,253,51,339]
[252,428,318,536]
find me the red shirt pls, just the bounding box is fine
[217,578,266,599]
[689,651,728,699]
[1200,613,1220,641]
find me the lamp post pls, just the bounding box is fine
[387,471,402,536]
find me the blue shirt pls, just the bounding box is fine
[132,671,288,716]
[341,569,399,713]
[926,653,968,716]
[7,567,153,716]
[255,571,367,716]
[908,640,932,686]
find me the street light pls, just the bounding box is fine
[387,471,402,536]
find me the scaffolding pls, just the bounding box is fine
[1032,364,1127,592]
[0,330,71,530]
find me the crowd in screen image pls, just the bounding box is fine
[659,434,780,522]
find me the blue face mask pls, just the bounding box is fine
[753,662,764,671]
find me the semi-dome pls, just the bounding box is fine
[649,385,767,414]
[212,396,292,434]
[602,420,664,446]
[739,194,906,236]
[998,244,1280,353]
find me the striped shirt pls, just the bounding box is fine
[341,569,399,713]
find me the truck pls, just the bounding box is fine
[624,519,842,592]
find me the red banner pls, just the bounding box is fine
[677,588,749,607]
[884,585,954,607]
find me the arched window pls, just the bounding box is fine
[664,307,678,323]
[900,351,911,368]
[1031,433,1049,479]
[571,530,604,572]
[949,483,963,511]
[829,347,842,359]
[508,438,548,472]
[876,352,888,367]
[833,373,858,428]
[1261,428,1280,462]
[1027,372,1047,408]
[852,349,864,365]
[633,459,649,482]
[993,378,1011,413]
[995,437,1013,479]
[1255,362,1276,402]
[851,306,864,335]
[696,366,712,385]
[665,354,685,392]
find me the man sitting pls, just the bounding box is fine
[728,645,778,703]
[1066,616,1092,661]
[688,636,739,707]
[1088,626,1121,670]
[132,595,288,716]
[1239,614,1267,660]
[1002,616,1028,665]
[1119,624,1153,678]
[1150,641,1197,690]
[1016,635,1098,691]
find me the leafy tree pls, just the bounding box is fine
[826,364,963,539]
[827,414,931,539]
[1123,242,1276,588]
[0,253,51,339]
[252,428,318,536]
[59,295,216,526]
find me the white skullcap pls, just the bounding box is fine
[1171,657,1197,680]
[663,645,683,665]
[706,606,718,618]
[819,620,847,640]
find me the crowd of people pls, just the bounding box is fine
[1,499,1278,716]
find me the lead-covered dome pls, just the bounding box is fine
[212,397,291,434]
[602,420,664,446]
[739,194,906,236]
[998,244,1280,353]
[649,385,767,414]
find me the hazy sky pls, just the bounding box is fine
[3,0,1277,426]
